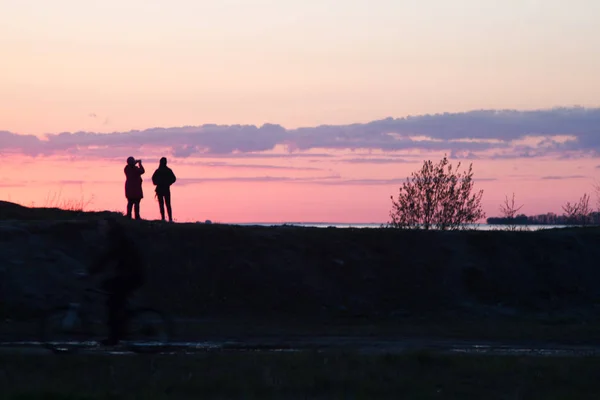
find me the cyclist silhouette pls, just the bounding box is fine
[89,218,146,346]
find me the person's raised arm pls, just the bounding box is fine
[137,160,145,175]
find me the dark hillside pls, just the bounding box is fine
[2,201,600,324]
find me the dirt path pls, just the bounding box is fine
[2,336,600,357]
[4,316,600,357]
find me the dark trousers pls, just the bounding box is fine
[157,192,172,222]
[126,199,141,220]
[102,276,142,342]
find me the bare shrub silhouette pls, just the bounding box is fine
[498,193,526,231]
[389,155,485,230]
[562,193,591,225]
[594,181,600,212]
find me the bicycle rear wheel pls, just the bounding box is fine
[38,306,93,353]
[125,307,173,353]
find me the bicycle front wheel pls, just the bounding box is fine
[125,307,173,353]
[38,306,93,353]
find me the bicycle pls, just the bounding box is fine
[38,272,173,354]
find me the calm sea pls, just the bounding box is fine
[233,223,573,230]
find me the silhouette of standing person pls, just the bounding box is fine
[124,156,144,220]
[151,157,177,222]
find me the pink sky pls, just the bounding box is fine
[2,1,600,222]
[1,116,599,223]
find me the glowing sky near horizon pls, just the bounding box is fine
[1,0,600,222]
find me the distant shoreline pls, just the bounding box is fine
[226,222,575,230]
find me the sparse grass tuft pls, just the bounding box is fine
[43,187,94,212]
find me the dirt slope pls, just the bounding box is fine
[2,201,600,322]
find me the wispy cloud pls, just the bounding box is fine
[311,176,496,186]
[57,179,121,185]
[171,175,498,186]
[315,178,410,186]
[178,160,322,171]
[541,175,588,180]
[338,157,411,164]
[1,173,498,189]
[0,180,27,188]
[2,107,599,159]
[176,176,406,186]
[192,152,336,159]
[175,175,341,185]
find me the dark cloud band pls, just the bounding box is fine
[1,107,598,158]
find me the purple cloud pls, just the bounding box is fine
[0,131,44,156]
[2,107,600,159]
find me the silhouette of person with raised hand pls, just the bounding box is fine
[124,156,145,220]
[151,157,177,222]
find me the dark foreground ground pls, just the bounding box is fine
[4,200,600,323]
[3,200,600,345]
[2,351,600,399]
[4,314,600,346]
[3,202,600,398]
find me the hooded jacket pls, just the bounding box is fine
[124,164,145,199]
